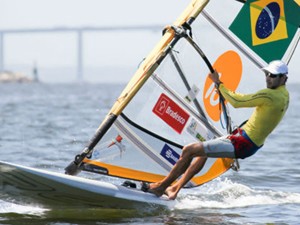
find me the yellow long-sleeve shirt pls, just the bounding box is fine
[219,84,289,146]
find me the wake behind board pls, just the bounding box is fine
[0,161,173,209]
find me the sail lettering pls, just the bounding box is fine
[160,144,180,165]
[204,81,219,107]
[153,93,190,134]
[166,106,186,125]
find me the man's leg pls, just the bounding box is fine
[148,142,206,197]
[165,157,207,200]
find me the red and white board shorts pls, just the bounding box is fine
[203,128,262,159]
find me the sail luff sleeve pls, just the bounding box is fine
[175,0,209,25]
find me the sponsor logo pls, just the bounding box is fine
[187,119,207,142]
[203,51,242,122]
[153,93,190,133]
[160,144,180,165]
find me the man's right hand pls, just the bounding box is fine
[209,70,221,84]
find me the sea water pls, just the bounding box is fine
[0,82,299,225]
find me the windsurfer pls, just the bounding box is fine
[145,60,290,200]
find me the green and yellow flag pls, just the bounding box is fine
[229,0,300,63]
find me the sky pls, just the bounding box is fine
[0,0,299,83]
[0,0,191,82]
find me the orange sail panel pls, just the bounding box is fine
[83,159,166,183]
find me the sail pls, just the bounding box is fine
[65,0,299,188]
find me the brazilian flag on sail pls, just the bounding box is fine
[229,0,300,63]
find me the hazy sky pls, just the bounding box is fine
[0,0,191,82]
[0,0,299,83]
[0,0,188,28]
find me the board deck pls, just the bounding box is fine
[0,161,173,209]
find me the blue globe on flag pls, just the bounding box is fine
[255,2,281,39]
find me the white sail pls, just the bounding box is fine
[65,0,299,187]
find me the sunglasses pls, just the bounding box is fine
[265,72,283,78]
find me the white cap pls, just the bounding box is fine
[262,60,288,75]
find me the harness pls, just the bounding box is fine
[228,128,262,159]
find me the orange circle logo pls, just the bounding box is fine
[203,51,242,122]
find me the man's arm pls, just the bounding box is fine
[208,71,272,108]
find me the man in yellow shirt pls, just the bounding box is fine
[145,60,289,200]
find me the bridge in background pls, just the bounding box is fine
[0,25,163,80]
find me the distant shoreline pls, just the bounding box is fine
[0,71,35,83]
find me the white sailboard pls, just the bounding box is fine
[1,0,299,209]
[0,161,173,208]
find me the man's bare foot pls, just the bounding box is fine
[147,182,166,197]
[165,186,179,200]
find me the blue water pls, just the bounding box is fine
[0,82,300,225]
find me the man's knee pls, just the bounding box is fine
[182,142,205,158]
